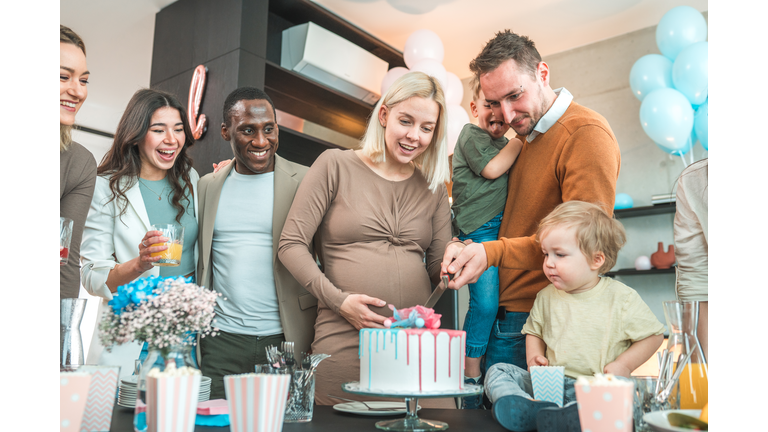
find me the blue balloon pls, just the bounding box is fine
[615,193,634,210]
[640,88,694,151]
[673,42,708,105]
[656,6,707,61]
[629,54,674,101]
[694,100,708,151]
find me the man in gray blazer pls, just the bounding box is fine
[196,87,317,399]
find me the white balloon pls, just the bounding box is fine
[403,29,445,68]
[446,104,470,156]
[634,256,651,271]
[380,67,410,96]
[444,72,464,106]
[410,58,447,91]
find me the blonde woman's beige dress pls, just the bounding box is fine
[279,149,455,408]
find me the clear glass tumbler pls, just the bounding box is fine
[150,224,184,267]
[632,376,679,432]
[284,369,315,423]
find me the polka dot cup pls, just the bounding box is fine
[60,372,92,432]
[574,381,634,432]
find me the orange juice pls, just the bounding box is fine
[678,362,708,409]
[150,242,183,266]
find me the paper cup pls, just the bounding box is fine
[530,366,565,407]
[575,380,634,432]
[146,375,201,432]
[224,373,291,432]
[60,372,92,432]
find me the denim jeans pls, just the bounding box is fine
[483,310,529,375]
[484,362,577,405]
[459,212,503,358]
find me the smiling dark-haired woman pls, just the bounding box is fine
[80,88,200,380]
[60,25,97,299]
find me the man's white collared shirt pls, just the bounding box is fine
[526,87,574,143]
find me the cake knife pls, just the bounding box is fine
[424,270,459,308]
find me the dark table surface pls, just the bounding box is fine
[110,403,508,431]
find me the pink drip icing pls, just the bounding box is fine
[418,332,422,392]
[406,332,410,366]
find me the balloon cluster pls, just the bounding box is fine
[383,304,442,329]
[629,6,708,156]
[380,29,469,155]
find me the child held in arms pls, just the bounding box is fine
[450,77,523,409]
[486,201,665,432]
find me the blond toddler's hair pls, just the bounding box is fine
[469,75,482,100]
[536,201,626,274]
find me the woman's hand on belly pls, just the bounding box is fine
[339,294,388,330]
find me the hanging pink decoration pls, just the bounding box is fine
[187,65,208,140]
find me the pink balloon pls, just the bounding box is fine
[403,29,445,69]
[444,72,464,106]
[380,67,410,96]
[446,104,470,156]
[410,58,447,91]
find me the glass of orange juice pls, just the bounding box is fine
[150,224,184,267]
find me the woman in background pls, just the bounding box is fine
[279,72,454,407]
[60,25,97,299]
[673,158,708,360]
[81,89,199,380]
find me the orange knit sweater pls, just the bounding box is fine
[483,101,621,312]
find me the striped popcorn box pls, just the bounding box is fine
[61,372,92,432]
[224,373,291,432]
[574,375,634,432]
[530,366,565,407]
[146,374,201,432]
[78,365,121,432]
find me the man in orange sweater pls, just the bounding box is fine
[442,30,621,376]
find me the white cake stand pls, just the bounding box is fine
[342,381,483,431]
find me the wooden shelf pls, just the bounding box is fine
[276,126,346,167]
[262,0,406,154]
[614,203,676,219]
[264,61,372,140]
[605,267,676,277]
[268,0,406,68]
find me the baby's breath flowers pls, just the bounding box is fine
[99,276,220,352]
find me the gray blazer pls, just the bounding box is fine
[196,155,317,356]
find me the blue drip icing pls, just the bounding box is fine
[368,330,373,388]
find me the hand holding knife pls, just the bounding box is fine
[424,269,461,308]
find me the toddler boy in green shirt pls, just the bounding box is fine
[486,201,665,431]
[451,77,523,409]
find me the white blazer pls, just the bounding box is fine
[80,170,199,380]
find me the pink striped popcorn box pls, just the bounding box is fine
[146,374,202,432]
[575,377,634,432]
[224,373,291,432]
[77,365,120,432]
[61,372,92,432]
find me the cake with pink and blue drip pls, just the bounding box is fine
[358,306,466,393]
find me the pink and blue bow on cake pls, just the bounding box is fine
[384,305,442,329]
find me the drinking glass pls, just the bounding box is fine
[632,376,679,432]
[150,224,184,266]
[284,369,315,423]
[61,217,74,265]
